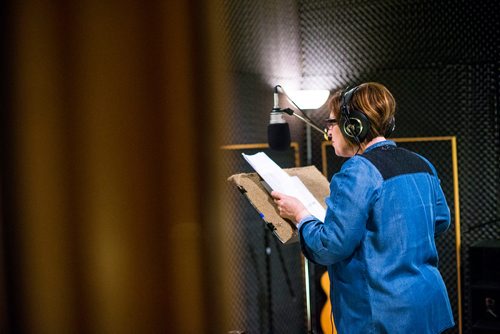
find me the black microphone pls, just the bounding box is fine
[267,86,291,150]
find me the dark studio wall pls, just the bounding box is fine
[223,0,500,333]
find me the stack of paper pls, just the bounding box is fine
[242,152,326,221]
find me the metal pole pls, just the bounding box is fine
[306,124,312,166]
[304,257,313,333]
[305,113,313,332]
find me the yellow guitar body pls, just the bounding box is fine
[320,271,337,334]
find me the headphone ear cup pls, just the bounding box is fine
[340,109,370,143]
[385,117,396,137]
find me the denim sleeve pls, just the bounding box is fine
[433,177,451,235]
[418,154,451,236]
[299,158,381,266]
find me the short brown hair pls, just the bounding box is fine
[328,82,396,142]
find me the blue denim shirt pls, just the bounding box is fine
[299,140,454,334]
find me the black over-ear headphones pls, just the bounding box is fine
[385,115,396,138]
[340,86,370,143]
[340,86,396,143]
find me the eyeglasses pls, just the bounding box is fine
[325,118,338,129]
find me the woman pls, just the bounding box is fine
[272,82,454,333]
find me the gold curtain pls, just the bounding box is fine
[5,0,229,332]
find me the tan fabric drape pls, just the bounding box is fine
[5,1,229,332]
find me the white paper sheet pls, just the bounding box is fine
[242,152,326,221]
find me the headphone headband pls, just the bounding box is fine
[341,87,357,110]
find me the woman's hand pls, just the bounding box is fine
[271,191,310,225]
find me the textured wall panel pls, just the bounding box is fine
[222,0,305,145]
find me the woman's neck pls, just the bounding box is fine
[359,136,386,154]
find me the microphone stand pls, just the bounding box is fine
[282,107,320,334]
[281,108,326,137]
[275,87,328,333]
[282,108,326,169]
[274,85,327,139]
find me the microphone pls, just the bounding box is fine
[267,86,291,150]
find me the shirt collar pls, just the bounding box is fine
[363,140,396,154]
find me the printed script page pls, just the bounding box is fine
[242,152,326,221]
